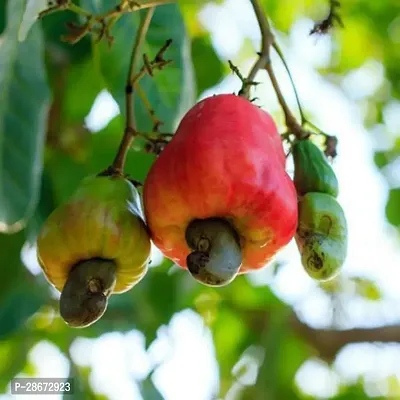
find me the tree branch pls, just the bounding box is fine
[290,314,400,362]
[239,0,272,99]
[243,0,305,138]
[111,8,155,174]
[245,0,340,146]
[247,309,400,363]
[39,0,173,45]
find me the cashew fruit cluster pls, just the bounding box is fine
[37,174,151,328]
[143,94,298,287]
[36,91,346,327]
[292,138,348,281]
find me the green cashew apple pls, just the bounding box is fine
[292,139,339,197]
[143,94,298,287]
[295,192,348,281]
[37,174,151,328]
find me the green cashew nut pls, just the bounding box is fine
[293,139,339,197]
[295,192,348,281]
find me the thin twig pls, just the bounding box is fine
[93,0,171,22]
[111,8,155,173]
[264,63,304,137]
[239,0,272,98]
[272,42,333,141]
[128,40,172,89]
[229,61,259,96]
[310,0,344,36]
[67,2,92,17]
[272,42,306,125]
[40,0,172,19]
[136,84,163,131]
[39,0,172,44]
[239,0,338,148]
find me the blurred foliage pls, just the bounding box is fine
[0,0,50,232]
[0,0,399,399]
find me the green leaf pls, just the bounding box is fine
[0,335,33,392]
[213,308,248,390]
[41,7,91,62]
[63,366,103,400]
[247,311,310,399]
[0,281,46,339]
[140,375,164,400]
[83,0,195,132]
[18,0,48,42]
[0,231,26,298]
[25,171,56,244]
[61,58,104,123]
[386,188,400,227]
[98,260,186,345]
[0,0,50,233]
[333,384,385,400]
[0,231,47,339]
[137,5,196,131]
[191,35,224,95]
[0,0,5,34]
[352,277,382,301]
[224,277,282,310]
[374,151,390,169]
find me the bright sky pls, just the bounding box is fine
[3,0,400,399]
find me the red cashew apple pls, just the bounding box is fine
[143,94,298,286]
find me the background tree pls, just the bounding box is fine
[0,0,399,399]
